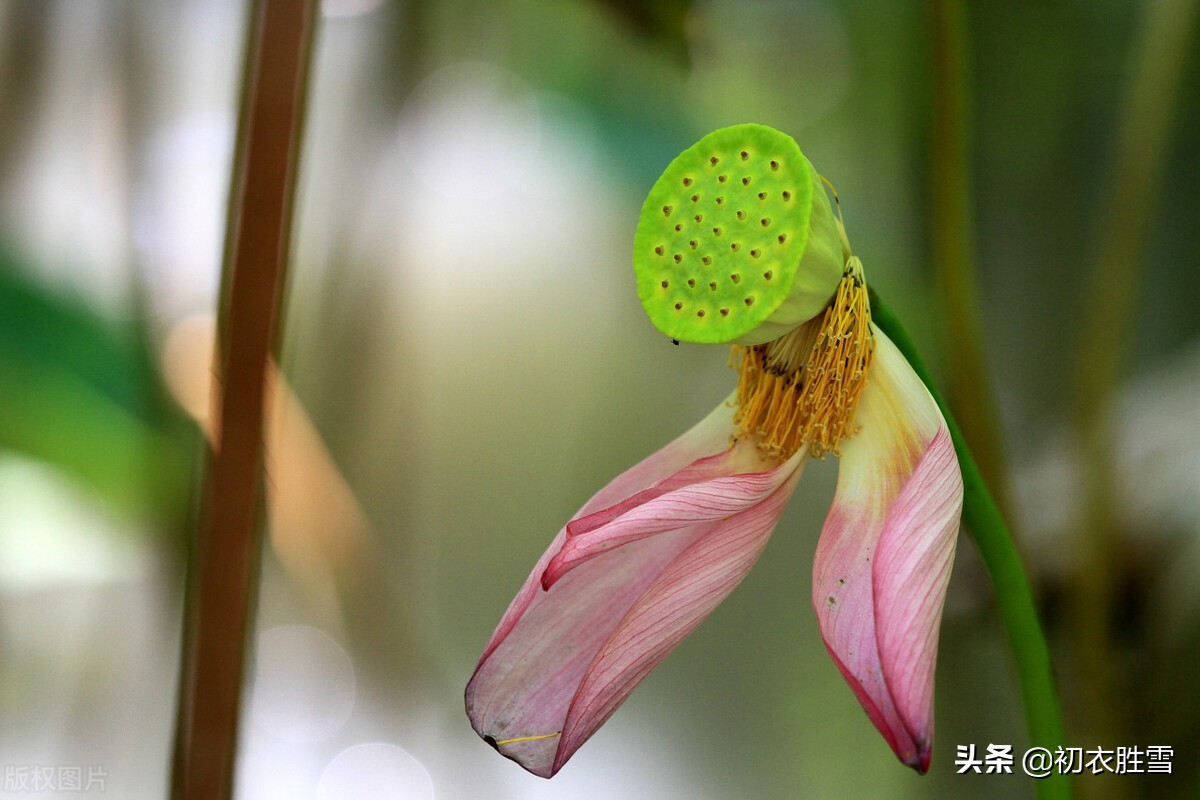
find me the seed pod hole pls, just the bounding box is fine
[770,160,779,171]
[777,233,787,243]
[763,270,773,280]
[662,205,672,216]
[654,246,663,255]
[674,223,683,231]
[710,156,720,165]
[761,218,770,227]
[694,214,703,222]
[740,150,750,160]
[673,254,682,263]
[709,281,717,290]
[718,175,728,183]
[720,308,730,316]
[674,302,683,310]
[736,210,746,220]
[696,309,706,317]
[782,190,792,201]
[757,192,767,200]
[744,296,755,306]
[661,280,669,288]
[730,273,741,283]
[687,278,696,287]
[712,227,723,236]
[731,242,741,252]
[750,248,761,258]
[691,194,700,202]
[715,196,725,204]
[741,177,751,186]
[682,177,693,186]
[701,256,712,265]
[689,239,698,249]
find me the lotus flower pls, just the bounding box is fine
[465,124,963,777]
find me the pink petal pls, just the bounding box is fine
[473,399,738,672]
[873,424,961,768]
[812,324,962,773]
[543,442,794,588]
[466,400,805,777]
[555,461,804,773]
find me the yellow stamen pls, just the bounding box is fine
[494,732,562,746]
[732,256,874,459]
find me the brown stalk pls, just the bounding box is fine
[169,1,317,798]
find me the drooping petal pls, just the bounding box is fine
[473,398,738,672]
[466,401,805,778]
[872,424,961,765]
[543,441,795,588]
[555,459,804,772]
[812,324,962,773]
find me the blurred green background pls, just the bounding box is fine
[0,0,1196,797]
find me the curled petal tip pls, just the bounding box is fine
[897,740,931,774]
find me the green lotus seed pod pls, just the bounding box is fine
[633,124,844,344]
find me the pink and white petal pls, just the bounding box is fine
[466,398,767,777]
[873,424,961,771]
[465,518,705,777]
[473,398,738,670]
[567,437,771,538]
[543,439,794,588]
[554,453,806,774]
[812,324,958,772]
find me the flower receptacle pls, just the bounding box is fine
[633,123,844,345]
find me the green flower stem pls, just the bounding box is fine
[870,289,1070,800]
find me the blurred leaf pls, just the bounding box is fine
[589,0,694,64]
[0,255,194,522]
